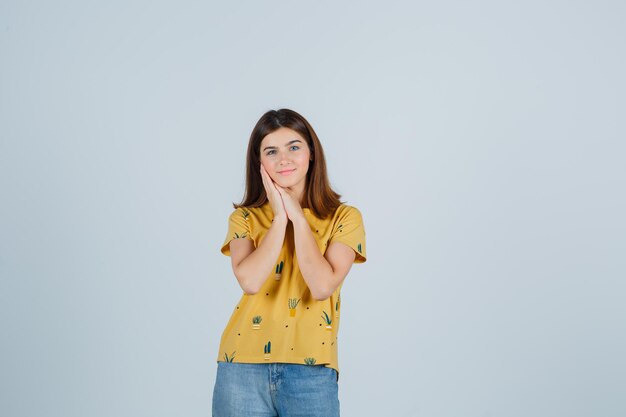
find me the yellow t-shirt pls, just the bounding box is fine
[216,202,367,374]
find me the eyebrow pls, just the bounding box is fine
[262,139,303,152]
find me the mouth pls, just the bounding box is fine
[277,168,296,176]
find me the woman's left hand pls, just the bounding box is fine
[275,185,306,224]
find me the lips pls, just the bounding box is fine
[277,168,296,175]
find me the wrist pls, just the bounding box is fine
[272,213,288,226]
[290,213,308,228]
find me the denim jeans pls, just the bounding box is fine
[212,362,340,417]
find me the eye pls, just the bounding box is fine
[289,145,300,151]
[266,150,276,156]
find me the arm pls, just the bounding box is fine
[229,216,288,295]
[230,165,289,295]
[291,215,356,300]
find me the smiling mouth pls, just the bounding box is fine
[278,169,296,175]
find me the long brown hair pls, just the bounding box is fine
[234,108,342,219]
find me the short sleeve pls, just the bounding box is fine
[329,206,367,263]
[220,207,253,256]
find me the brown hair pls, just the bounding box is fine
[234,108,342,219]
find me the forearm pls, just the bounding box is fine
[292,217,335,300]
[235,216,288,293]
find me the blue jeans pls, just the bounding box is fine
[212,362,340,417]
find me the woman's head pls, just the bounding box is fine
[235,108,342,218]
[259,126,311,195]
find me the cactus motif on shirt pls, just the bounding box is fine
[304,357,317,365]
[357,243,362,253]
[234,232,247,239]
[252,315,262,330]
[223,351,235,362]
[264,341,272,360]
[288,298,300,317]
[321,311,332,330]
[242,209,250,221]
[335,293,341,319]
[274,260,284,280]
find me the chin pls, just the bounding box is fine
[275,179,295,188]
[275,177,302,189]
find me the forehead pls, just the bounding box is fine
[260,127,306,148]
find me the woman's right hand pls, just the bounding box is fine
[260,164,287,222]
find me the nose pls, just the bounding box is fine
[278,151,291,165]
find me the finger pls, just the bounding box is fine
[260,165,272,187]
[261,166,282,203]
[260,167,269,192]
[275,185,293,197]
[260,166,273,192]
[274,184,286,196]
[262,167,277,190]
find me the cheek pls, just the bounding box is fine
[297,153,311,170]
[260,155,275,171]
[260,159,278,181]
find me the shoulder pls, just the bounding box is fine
[226,204,273,231]
[333,204,363,221]
[228,203,270,219]
[228,206,248,217]
[325,204,364,229]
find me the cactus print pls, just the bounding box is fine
[275,260,284,280]
[264,341,272,360]
[218,203,366,374]
[288,298,300,317]
[321,311,332,330]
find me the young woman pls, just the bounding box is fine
[212,108,367,417]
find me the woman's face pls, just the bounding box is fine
[259,127,311,192]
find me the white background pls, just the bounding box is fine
[1,1,625,416]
